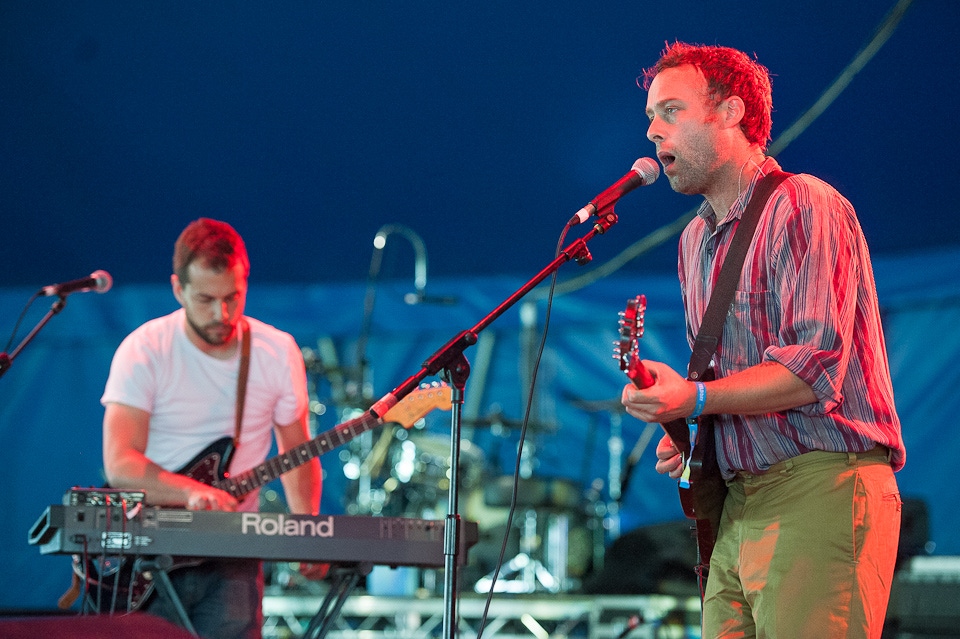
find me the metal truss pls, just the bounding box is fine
[262,592,701,639]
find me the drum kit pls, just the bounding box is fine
[291,228,643,596]
[335,409,614,595]
[300,341,636,595]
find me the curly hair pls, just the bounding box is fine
[173,218,250,284]
[640,42,773,150]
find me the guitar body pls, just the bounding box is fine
[655,370,726,565]
[616,296,727,567]
[74,386,450,613]
[179,436,236,486]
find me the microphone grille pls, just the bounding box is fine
[92,269,113,293]
[632,157,660,185]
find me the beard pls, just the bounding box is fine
[185,314,236,346]
[661,124,723,196]
[664,145,723,197]
[665,156,708,195]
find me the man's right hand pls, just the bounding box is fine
[655,433,685,479]
[185,485,238,511]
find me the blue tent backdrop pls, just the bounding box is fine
[2,246,959,609]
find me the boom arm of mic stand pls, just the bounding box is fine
[0,296,67,379]
[363,211,618,639]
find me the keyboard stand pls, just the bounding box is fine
[303,563,372,639]
[137,556,198,636]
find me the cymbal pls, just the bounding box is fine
[462,412,556,432]
[482,475,581,509]
[563,393,626,414]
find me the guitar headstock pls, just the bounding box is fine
[615,295,655,389]
[615,295,647,372]
[383,382,452,428]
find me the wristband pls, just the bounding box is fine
[689,381,707,419]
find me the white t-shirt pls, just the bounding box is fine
[101,309,308,510]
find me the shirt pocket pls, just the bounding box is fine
[726,289,778,369]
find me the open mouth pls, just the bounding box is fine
[657,152,676,170]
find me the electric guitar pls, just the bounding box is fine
[73,382,453,612]
[616,295,726,566]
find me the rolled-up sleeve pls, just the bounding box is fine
[761,178,862,414]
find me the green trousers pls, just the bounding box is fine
[702,447,901,639]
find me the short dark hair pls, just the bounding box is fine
[641,42,773,150]
[172,218,250,284]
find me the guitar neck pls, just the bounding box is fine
[218,411,381,499]
[215,384,450,500]
[627,359,655,390]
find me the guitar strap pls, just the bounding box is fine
[687,169,792,380]
[235,317,251,448]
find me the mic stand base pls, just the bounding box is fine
[474,552,562,594]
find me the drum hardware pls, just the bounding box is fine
[343,427,484,519]
[564,391,660,552]
[462,411,557,435]
[473,475,583,594]
[473,508,560,594]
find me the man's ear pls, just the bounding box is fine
[171,273,185,305]
[720,95,747,130]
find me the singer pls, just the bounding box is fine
[99,219,325,638]
[620,43,904,638]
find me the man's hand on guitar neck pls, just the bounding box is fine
[620,359,699,424]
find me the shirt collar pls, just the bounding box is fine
[697,156,782,232]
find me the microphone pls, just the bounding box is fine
[39,270,113,297]
[568,157,660,226]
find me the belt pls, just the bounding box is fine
[864,444,893,462]
[734,444,892,480]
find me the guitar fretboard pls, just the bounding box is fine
[218,411,382,498]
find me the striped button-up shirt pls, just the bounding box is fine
[678,157,905,477]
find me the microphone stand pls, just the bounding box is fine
[0,295,67,379]
[356,223,431,397]
[372,210,622,639]
[353,225,429,513]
